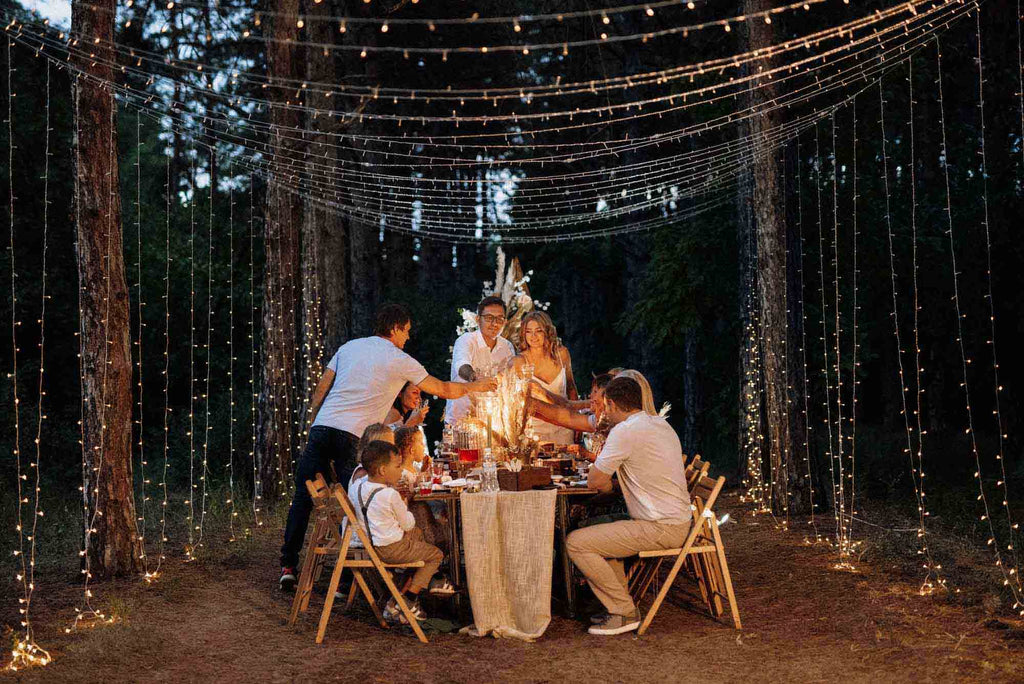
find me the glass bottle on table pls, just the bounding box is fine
[480,447,500,492]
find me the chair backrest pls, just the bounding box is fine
[690,474,725,519]
[306,473,332,505]
[686,460,709,492]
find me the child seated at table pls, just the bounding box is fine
[394,426,449,554]
[348,440,452,623]
[348,422,394,488]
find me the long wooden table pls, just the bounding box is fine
[416,487,599,616]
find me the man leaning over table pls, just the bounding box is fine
[279,303,496,592]
[444,295,516,424]
[566,376,692,636]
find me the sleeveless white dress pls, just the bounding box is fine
[529,366,575,445]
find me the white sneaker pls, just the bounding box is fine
[587,612,640,636]
[384,597,427,624]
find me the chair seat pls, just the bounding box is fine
[639,544,716,558]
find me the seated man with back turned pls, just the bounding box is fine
[567,376,692,636]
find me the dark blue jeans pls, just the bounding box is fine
[280,426,359,569]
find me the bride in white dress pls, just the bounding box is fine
[512,311,578,445]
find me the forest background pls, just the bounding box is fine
[0,0,1022,576]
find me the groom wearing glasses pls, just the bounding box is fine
[445,295,516,424]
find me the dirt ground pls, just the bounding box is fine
[5,491,1024,683]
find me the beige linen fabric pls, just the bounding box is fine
[459,490,557,641]
[567,519,690,616]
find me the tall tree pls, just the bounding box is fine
[71,0,143,576]
[256,0,303,502]
[745,0,795,515]
[300,0,349,427]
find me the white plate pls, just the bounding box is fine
[443,478,469,488]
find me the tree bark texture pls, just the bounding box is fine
[300,1,348,430]
[71,0,143,577]
[257,0,303,503]
[746,0,794,515]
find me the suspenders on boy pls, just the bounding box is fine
[357,481,385,547]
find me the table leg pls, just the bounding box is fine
[558,495,577,617]
[447,497,463,614]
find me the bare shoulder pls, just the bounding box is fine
[511,354,526,368]
[558,345,572,364]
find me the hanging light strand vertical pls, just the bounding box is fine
[227,164,238,542]
[197,146,214,551]
[795,136,820,542]
[906,59,943,593]
[6,38,52,672]
[829,112,851,566]
[186,148,197,561]
[155,150,171,578]
[935,37,1023,612]
[972,10,1021,589]
[133,109,149,574]
[848,103,859,549]
[814,125,840,559]
[249,172,262,530]
[880,77,929,587]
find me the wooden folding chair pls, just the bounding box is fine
[287,475,429,644]
[685,455,709,490]
[627,474,741,634]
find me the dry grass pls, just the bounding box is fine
[4,491,1024,683]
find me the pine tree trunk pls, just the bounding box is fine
[257,0,303,503]
[71,0,143,577]
[746,0,793,516]
[301,1,348,430]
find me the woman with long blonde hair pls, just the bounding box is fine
[512,311,578,445]
[617,369,659,416]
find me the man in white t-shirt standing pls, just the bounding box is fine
[567,376,692,636]
[444,295,516,424]
[280,303,496,590]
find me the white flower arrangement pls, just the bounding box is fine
[453,247,548,345]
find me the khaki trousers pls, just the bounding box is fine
[567,519,690,617]
[375,527,443,593]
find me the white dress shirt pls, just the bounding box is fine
[444,329,516,423]
[345,476,415,548]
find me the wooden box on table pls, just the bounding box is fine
[498,466,552,491]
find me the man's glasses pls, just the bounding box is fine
[479,314,507,325]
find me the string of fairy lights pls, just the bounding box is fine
[156,150,171,580]
[934,34,1023,610]
[878,75,926,583]
[813,126,840,555]
[249,171,263,531]
[227,165,238,543]
[185,148,197,561]
[1,0,971,168]
[828,113,853,566]
[4,0,1024,672]
[846,103,858,554]
[904,58,940,592]
[133,110,149,574]
[795,137,821,543]
[972,9,1020,589]
[0,15,966,242]
[198,148,215,552]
